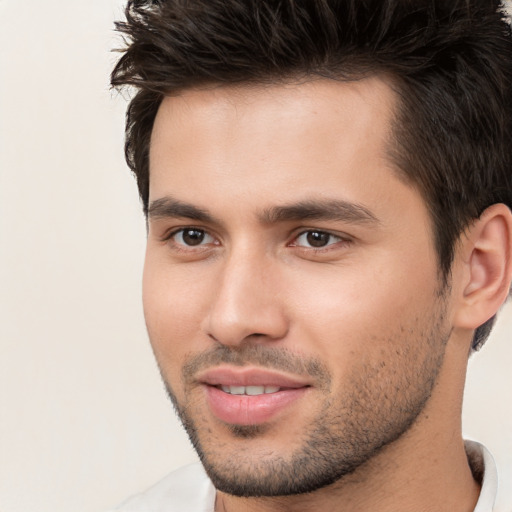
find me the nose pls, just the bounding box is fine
[202,250,289,347]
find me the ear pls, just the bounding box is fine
[454,204,512,330]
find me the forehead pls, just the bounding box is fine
[148,77,424,228]
[150,77,397,161]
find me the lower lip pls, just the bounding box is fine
[204,386,308,426]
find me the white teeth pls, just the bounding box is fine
[246,386,265,395]
[228,386,245,395]
[220,385,281,395]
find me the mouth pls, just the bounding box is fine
[198,367,311,426]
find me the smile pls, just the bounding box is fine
[195,366,312,425]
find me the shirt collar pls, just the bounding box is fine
[466,440,498,512]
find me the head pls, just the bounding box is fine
[112,0,512,351]
[111,0,512,500]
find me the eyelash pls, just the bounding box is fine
[162,227,351,253]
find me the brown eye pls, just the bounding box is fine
[182,229,205,246]
[173,228,214,247]
[306,231,331,247]
[294,230,339,248]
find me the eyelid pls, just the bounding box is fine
[160,224,208,240]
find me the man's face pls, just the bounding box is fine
[144,78,452,496]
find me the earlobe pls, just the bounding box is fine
[454,204,512,330]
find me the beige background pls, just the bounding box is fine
[0,1,511,511]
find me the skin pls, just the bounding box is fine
[143,77,487,511]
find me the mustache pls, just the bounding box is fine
[182,344,331,388]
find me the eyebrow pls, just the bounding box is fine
[148,196,379,226]
[259,199,379,225]
[148,197,218,223]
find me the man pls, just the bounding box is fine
[110,0,512,510]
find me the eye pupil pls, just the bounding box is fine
[182,229,205,246]
[306,231,330,247]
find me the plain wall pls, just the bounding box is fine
[0,1,510,511]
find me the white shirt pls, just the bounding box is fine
[110,441,507,512]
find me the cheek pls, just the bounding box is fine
[142,252,212,372]
[286,253,440,357]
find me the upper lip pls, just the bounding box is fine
[197,366,311,388]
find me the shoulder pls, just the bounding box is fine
[110,463,216,512]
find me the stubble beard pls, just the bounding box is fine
[161,307,450,498]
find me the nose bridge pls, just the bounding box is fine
[204,243,288,345]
